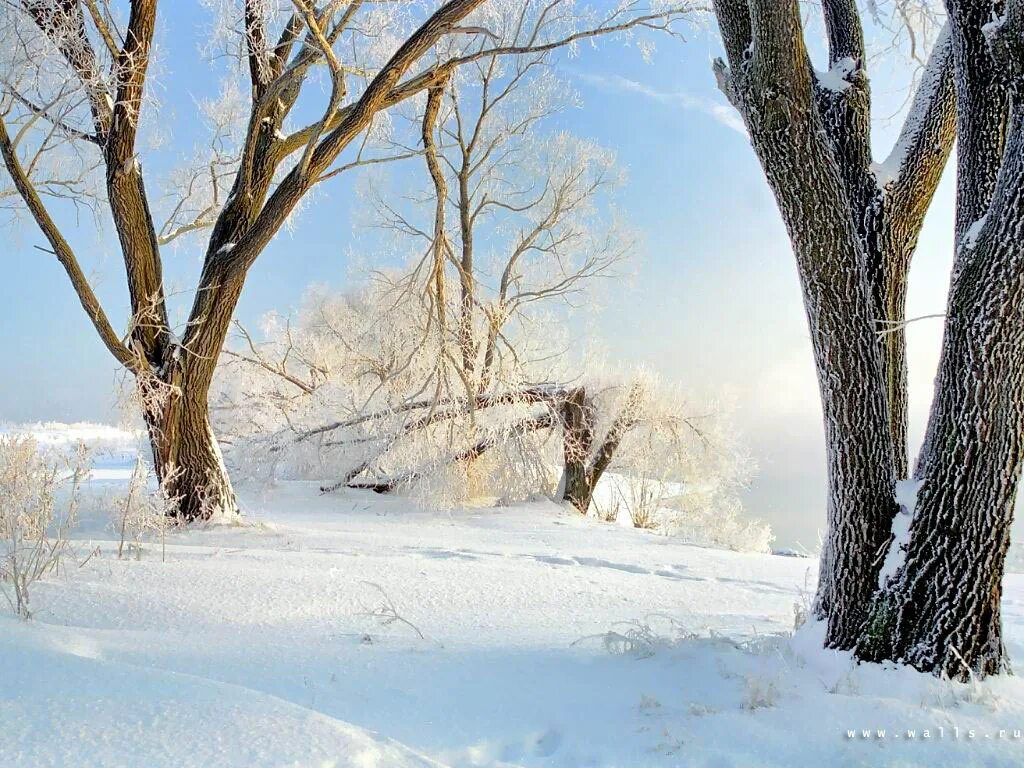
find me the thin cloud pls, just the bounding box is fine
[577,72,748,136]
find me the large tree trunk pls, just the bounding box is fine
[858,93,1024,677]
[711,0,957,652]
[141,352,239,521]
[716,4,899,647]
[560,387,595,513]
[768,154,899,650]
[150,409,237,521]
[859,290,1023,675]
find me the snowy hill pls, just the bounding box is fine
[2,464,1024,766]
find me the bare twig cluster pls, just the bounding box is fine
[0,435,86,619]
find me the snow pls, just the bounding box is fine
[3,434,1024,766]
[814,57,857,94]
[1,421,141,449]
[0,421,144,481]
[0,619,441,768]
[963,215,989,250]
[878,478,923,587]
[872,133,915,189]
[983,14,1007,44]
[872,154,902,189]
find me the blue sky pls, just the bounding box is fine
[0,5,961,549]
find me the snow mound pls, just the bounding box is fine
[0,619,442,768]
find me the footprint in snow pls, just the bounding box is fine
[573,556,649,575]
[654,568,707,582]
[412,547,479,560]
[530,554,576,566]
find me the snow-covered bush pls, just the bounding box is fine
[573,614,699,659]
[581,371,771,551]
[212,281,568,502]
[663,490,774,554]
[742,676,779,710]
[0,435,85,618]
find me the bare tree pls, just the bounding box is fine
[712,0,1024,677]
[297,25,635,489]
[0,0,692,520]
[381,37,631,399]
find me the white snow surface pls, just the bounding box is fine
[3,431,1024,766]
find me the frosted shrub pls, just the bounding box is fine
[742,677,779,710]
[592,495,621,523]
[113,457,178,561]
[627,478,664,530]
[582,370,770,551]
[214,295,773,554]
[592,472,669,530]
[0,436,86,619]
[212,282,570,504]
[664,492,774,554]
[617,474,672,530]
[574,614,699,659]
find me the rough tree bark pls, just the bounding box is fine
[713,0,1024,677]
[560,387,596,512]
[713,0,954,648]
[858,1,1024,678]
[559,385,640,515]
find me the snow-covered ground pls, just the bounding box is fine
[3,427,1024,767]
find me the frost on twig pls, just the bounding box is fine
[356,580,426,640]
[571,613,699,659]
[112,457,180,562]
[0,436,86,619]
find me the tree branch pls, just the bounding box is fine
[82,0,121,59]
[276,4,693,161]
[822,0,865,65]
[22,0,113,137]
[244,0,271,95]
[103,0,168,360]
[0,116,137,371]
[885,24,955,225]
[944,0,1012,237]
[712,0,753,74]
